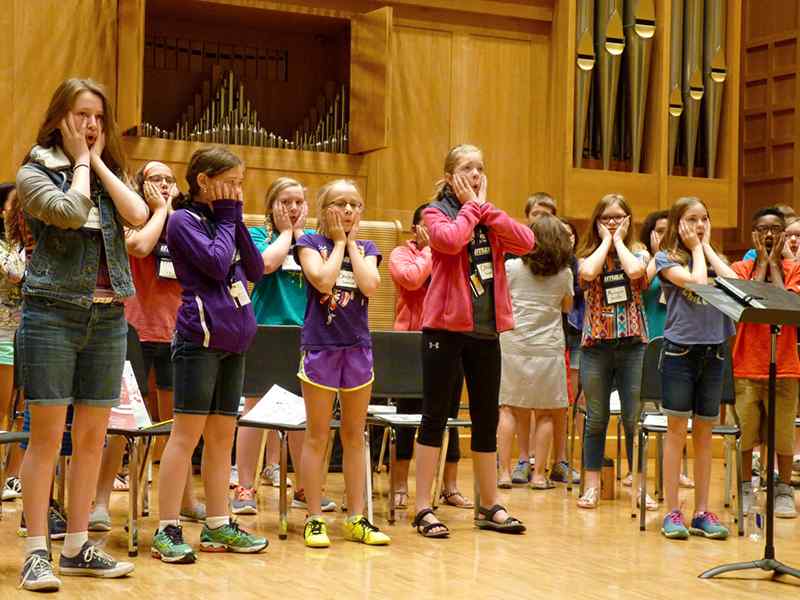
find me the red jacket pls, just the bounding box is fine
[389,240,432,331]
[421,199,535,333]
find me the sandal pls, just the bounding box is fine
[112,474,129,492]
[440,490,474,509]
[530,479,555,490]
[394,490,409,509]
[636,491,659,511]
[497,476,512,489]
[412,508,449,538]
[577,487,599,509]
[475,504,525,534]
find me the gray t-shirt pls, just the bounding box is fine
[654,251,735,345]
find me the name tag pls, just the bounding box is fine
[477,261,494,281]
[83,206,101,230]
[602,269,631,305]
[282,253,301,272]
[229,280,251,307]
[157,259,177,279]
[335,269,357,290]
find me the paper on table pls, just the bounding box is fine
[108,362,153,430]
[242,385,307,426]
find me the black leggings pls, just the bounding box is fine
[417,330,501,453]
[395,370,463,462]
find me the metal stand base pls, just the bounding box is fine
[700,558,800,580]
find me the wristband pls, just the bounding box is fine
[73,163,90,171]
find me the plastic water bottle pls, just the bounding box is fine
[748,486,764,542]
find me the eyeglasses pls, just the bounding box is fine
[146,175,176,185]
[786,232,800,239]
[754,225,784,235]
[327,200,363,213]
[599,215,626,224]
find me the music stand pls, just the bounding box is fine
[688,277,800,581]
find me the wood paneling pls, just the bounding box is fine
[117,0,146,133]
[0,3,14,183]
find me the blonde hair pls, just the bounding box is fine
[316,179,361,238]
[430,144,483,200]
[264,176,305,235]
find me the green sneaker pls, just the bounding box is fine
[689,511,729,539]
[151,524,196,564]
[200,520,268,553]
[343,515,390,546]
[661,510,689,540]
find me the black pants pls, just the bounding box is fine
[417,330,501,453]
[395,368,463,462]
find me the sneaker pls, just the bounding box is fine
[200,520,268,553]
[511,459,531,484]
[262,463,292,488]
[229,465,239,488]
[180,502,207,523]
[679,473,695,488]
[291,489,337,512]
[59,541,135,578]
[622,473,633,487]
[3,475,22,500]
[742,481,754,516]
[550,461,580,484]
[774,482,797,519]
[88,506,112,532]
[689,511,729,539]
[231,486,257,515]
[19,501,68,539]
[343,515,390,546]
[661,510,689,539]
[19,550,60,591]
[152,524,196,563]
[304,517,330,548]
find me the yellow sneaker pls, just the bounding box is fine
[343,515,390,546]
[304,517,330,548]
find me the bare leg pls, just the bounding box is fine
[300,382,335,516]
[393,459,411,495]
[200,415,237,518]
[664,416,689,512]
[93,435,126,509]
[778,453,793,484]
[496,406,515,481]
[473,451,511,522]
[532,409,554,484]
[288,431,305,489]
[0,364,15,431]
[528,411,537,461]
[692,419,714,513]
[511,407,532,461]
[552,407,568,463]
[158,413,205,521]
[235,396,262,489]
[339,385,371,517]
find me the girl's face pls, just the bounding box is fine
[273,185,305,224]
[597,202,628,236]
[449,151,484,195]
[325,183,362,233]
[201,165,245,200]
[71,91,104,148]
[785,221,800,255]
[650,217,667,253]
[753,214,784,253]
[680,203,710,239]
[144,162,177,201]
[527,203,555,225]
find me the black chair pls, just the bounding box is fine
[370,331,423,400]
[632,337,743,534]
[243,325,303,397]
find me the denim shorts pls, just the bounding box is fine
[298,346,374,392]
[19,295,127,407]
[659,340,725,421]
[171,333,245,416]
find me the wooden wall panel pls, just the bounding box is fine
[4,0,118,181]
[0,4,14,184]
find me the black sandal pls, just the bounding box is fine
[412,508,450,538]
[475,504,526,534]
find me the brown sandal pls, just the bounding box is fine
[440,489,474,509]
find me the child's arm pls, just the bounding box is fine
[259,202,296,274]
[659,223,707,288]
[748,230,784,288]
[700,220,738,280]
[613,217,646,280]
[646,255,657,284]
[297,211,346,294]
[578,229,613,282]
[478,203,535,256]
[424,203,482,255]
[347,217,380,297]
[561,293,573,313]
[235,220,266,284]
[389,244,431,291]
[125,181,168,258]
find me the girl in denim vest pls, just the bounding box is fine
[15,78,148,591]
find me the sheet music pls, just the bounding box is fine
[108,362,153,430]
[242,385,307,426]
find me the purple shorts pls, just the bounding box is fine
[298,346,374,392]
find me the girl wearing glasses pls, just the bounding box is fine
[576,193,649,509]
[295,179,390,548]
[655,196,737,539]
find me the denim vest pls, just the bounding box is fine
[21,156,135,308]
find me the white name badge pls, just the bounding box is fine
[281,253,301,272]
[229,280,251,307]
[335,269,357,290]
[158,259,177,279]
[605,285,629,305]
[83,207,101,230]
[477,261,494,281]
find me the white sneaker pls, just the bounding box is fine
[229,465,239,489]
[2,476,22,500]
[262,464,291,488]
[775,482,797,519]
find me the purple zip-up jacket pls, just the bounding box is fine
[166,199,264,354]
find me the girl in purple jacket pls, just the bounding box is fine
[153,147,266,563]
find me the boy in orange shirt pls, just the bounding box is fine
[732,207,800,519]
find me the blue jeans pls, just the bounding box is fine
[659,340,725,421]
[580,339,645,471]
[19,295,126,406]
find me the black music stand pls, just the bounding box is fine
[689,277,800,581]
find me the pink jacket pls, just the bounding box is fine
[421,199,535,333]
[389,240,432,331]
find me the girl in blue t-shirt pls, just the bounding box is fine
[654,196,737,541]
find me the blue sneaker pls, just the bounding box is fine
[661,510,689,539]
[689,511,729,539]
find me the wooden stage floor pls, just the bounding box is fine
[1,461,799,598]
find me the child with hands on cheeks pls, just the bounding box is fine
[295,179,389,548]
[654,197,737,540]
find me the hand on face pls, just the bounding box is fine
[90,128,106,160]
[650,229,662,255]
[448,173,478,205]
[293,202,308,233]
[700,218,712,246]
[143,181,166,211]
[327,208,347,243]
[597,221,612,242]
[476,174,487,205]
[272,202,293,233]
[612,216,630,242]
[770,232,786,263]
[347,211,361,243]
[679,219,701,250]
[208,180,242,204]
[416,223,430,249]
[59,114,90,163]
